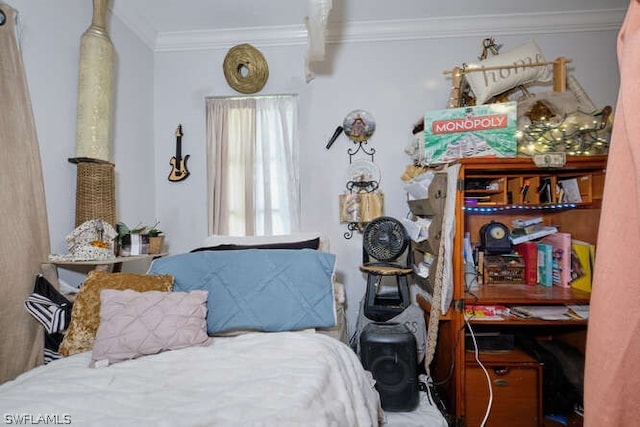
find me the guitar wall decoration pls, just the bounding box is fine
[168,124,190,182]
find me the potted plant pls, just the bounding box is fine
[116,221,164,256]
[146,222,165,255]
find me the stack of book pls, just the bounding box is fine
[508,217,595,291]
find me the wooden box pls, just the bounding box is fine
[483,254,526,285]
[465,349,543,427]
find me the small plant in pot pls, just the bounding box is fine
[147,223,162,237]
[146,222,165,254]
[117,221,164,256]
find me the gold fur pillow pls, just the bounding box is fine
[59,271,174,356]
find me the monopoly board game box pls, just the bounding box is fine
[423,101,517,164]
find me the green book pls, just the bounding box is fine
[537,242,553,287]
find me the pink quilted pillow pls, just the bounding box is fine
[90,289,211,367]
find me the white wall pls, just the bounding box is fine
[10,0,623,334]
[9,0,155,282]
[153,30,622,333]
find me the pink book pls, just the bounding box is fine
[541,232,572,287]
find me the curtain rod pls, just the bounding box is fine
[206,94,297,100]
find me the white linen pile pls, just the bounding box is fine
[0,332,382,426]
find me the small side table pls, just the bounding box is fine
[45,253,168,273]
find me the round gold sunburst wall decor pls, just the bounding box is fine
[223,43,269,94]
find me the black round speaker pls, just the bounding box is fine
[369,355,413,393]
[359,322,419,412]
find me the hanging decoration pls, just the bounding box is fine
[305,0,333,82]
[223,43,269,94]
[330,109,384,239]
[168,124,190,182]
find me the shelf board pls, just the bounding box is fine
[455,155,608,173]
[465,284,590,305]
[466,316,587,326]
[46,253,168,266]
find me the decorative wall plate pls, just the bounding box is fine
[347,159,380,184]
[343,110,376,142]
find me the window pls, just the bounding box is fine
[205,95,299,236]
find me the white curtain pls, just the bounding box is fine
[206,95,299,236]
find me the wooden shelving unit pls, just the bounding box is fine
[431,155,606,426]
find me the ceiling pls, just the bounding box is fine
[110,0,628,51]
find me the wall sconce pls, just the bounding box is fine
[328,109,384,238]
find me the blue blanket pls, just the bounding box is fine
[148,249,337,334]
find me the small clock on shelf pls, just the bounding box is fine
[479,221,512,254]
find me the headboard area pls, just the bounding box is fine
[198,232,330,252]
[149,233,347,343]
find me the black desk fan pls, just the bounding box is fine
[360,216,413,322]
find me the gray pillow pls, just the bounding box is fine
[90,289,211,367]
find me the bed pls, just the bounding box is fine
[0,233,383,426]
[0,332,380,426]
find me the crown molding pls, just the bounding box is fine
[111,8,626,52]
[109,3,158,49]
[155,25,308,52]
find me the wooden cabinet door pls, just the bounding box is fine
[465,362,542,427]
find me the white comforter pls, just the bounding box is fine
[0,332,382,426]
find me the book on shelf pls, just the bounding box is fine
[514,241,538,286]
[557,178,582,203]
[538,178,553,204]
[537,242,553,287]
[510,225,558,245]
[541,232,572,287]
[570,239,595,293]
[476,250,485,286]
[512,217,543,229]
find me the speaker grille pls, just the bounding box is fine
[359,322,419,412]
[370,355,413,393]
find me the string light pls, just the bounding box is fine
[517,111,610,156]
[462,203,577,213]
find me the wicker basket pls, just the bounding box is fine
[75,160,116,227]
[483,254,525,285]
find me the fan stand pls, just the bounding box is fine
[360,216,413,322]
[360,264,412,322]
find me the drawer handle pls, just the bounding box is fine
[493,367,510,376]
[493,379,509,387]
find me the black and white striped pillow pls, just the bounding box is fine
[24,275,73,335]
[24,293,69,334]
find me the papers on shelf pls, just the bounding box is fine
[464,304,509,321]
[510,225,558,245]
[512,217,543,229]
[566,304,590,320]
[510,305,589,320]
